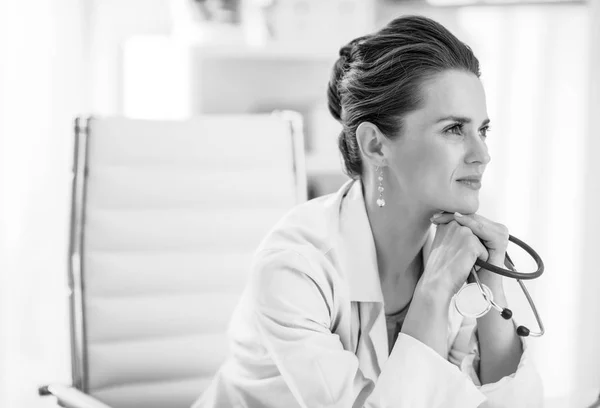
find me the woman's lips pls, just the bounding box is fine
[457,179,482,190]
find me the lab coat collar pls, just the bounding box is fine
[336,179,436,303]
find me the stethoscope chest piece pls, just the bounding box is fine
[455,282,494,319]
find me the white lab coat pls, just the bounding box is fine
[192,179,543,408]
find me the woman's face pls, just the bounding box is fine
[387,69,491,215]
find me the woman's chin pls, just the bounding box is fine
[431,193,479,215]
[449,197,479,215]
[458,201,479,214]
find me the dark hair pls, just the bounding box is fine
[327,15,481,179]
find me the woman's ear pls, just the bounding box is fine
[356,122,386,167]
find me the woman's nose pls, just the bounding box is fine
[465,135,491,165]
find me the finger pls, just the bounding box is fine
[453,212,496,243]
[429,212,455,224]
[456,213,510,269]
[465,235,489,263]
[475,237,489,262]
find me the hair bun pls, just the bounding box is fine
[327,44,355,122]
[327,39,365,122]
[339,44,353,61]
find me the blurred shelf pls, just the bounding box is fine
[123,35,335,117]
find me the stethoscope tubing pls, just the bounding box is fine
[516,278,545,337]
[474,234,544,280]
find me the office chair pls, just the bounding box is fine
[39,112,307,408]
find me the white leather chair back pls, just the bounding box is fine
[68,113,306,408]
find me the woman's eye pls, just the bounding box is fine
[445,124,463,135]
[480,126,491,138]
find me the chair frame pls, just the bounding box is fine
[70,115,91,393]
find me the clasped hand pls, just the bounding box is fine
[425,211,509,297]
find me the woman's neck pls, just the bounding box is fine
[362,178,432,284]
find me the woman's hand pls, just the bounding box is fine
[430,212,509,287]
[431,212,509,265]
[417,216,489,301]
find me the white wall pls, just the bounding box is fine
[577,0,600,396]
[0,1,90,407]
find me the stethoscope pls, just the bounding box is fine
[454,234,545,337]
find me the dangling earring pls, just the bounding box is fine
[375,166,385,207]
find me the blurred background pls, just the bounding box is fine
[0,0,599,406]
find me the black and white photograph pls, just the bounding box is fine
[0,0,599,407]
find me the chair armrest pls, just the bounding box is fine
[38,384,114,408]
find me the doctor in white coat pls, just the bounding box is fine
[193,15,543,408]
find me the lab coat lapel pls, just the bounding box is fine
[336,180,384,304]
[352,301,386,381]
[367,302,388,376]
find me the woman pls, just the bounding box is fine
[193,15,543,408]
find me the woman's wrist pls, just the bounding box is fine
[401,282,451,358]
[477,258,506,293]
[414,274,455,307]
